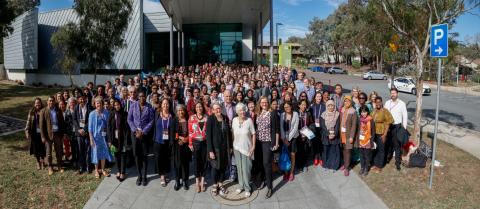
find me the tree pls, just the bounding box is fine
[1,0,40,63]
[74,0,133,85]
[51,23,82,87]
[378,0,480,144]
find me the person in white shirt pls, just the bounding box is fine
[384,88,408,170]
[231,103,256,198]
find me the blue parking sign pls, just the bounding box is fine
[430,24,448,58]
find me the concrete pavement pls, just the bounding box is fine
[84,163,388,209]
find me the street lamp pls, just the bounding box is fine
[276,22,283,65]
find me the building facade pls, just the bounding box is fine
[3,0,272,86]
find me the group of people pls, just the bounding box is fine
[25,63,409,199]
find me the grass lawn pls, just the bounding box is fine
[353,136,480,209]
[0,82,100,209]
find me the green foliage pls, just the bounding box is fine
[0,0,40,38]
[352,60,361,69]
[294,57,308,68]
[51,23,82,87]
[74,0,133,84]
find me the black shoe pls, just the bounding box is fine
[174,181,181,191]
[183,183,189,191]
[265,189,272,199]
[142,177,148,186]
[396,164,401,171]
[78,170,84,175]
[136,177,142,186]
[258,181,265,190]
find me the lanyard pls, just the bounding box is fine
[313,104,321,119]
[162,114,170,130]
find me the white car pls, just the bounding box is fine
[387,77,431,95]
[363,71,388,80]
[328,67,346,74]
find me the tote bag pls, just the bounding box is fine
[279,145,291,172]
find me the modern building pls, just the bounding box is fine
[2,0,274,86]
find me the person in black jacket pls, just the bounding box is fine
[171,104,192,191]
[320,100,341,171]
[108,99,128,181]
[72,94,93,174]
[254,96,280,199]
[206,102,232,197]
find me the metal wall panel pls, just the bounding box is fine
[144,12,172,33]
[3,8,38,70]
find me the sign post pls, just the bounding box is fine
[429,23,448,189]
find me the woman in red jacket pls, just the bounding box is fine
[188,102,208,193]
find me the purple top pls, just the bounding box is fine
[127,101,154,134]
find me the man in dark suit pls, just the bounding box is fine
[72,94,93,174]
[40,96,65,175]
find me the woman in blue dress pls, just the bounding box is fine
[89,96,113,178]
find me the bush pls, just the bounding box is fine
[352,60,361,69]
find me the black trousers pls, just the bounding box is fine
[296,137,310,169]
[211,165,226,184]
[115,151,126,174]
[77,135,90,171]
[70,134,78,164]
[373,134,386,168]
[261,141,273,189]
[153,142,170,176]
[359,148,372,170]
[174,144,190,183]
[133,134,149,178]
[390,125,403,166]
[193,140,207,178]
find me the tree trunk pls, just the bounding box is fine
[69,72,74,88]
[94,68,97,86]
[412,51,424,145]
[380,51,384,73]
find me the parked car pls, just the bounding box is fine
[387,77,431,95]
[310,66,327,73]
[363,71,388,80]
[328,67,346,74]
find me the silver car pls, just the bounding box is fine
[363,71,387,80]
[328,67,346,74]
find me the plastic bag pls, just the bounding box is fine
[279,145,291,172]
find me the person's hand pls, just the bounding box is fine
[209,152,215,160]
[90,139,96,148]
[41,138,46,143]
[108,142,112,147]
[189,146,194,152]
[273,144,279,151]
[25,133,30,140]
[349,138,353,144]
[283,139,290,146]
[248,147,255,157]
[178,140,184,145]
[381,135,387,144]
[78,129,85,136]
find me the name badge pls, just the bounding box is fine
[52,124,58,131]
[72,127,76,132]
[101,131,107,137]
[79,119,85,128]
[315,119,320,128]
[341,127,346,133]
[163,131,169,140]
[359,135,365,140]
[115,130,119,139]
[36,128,41,133]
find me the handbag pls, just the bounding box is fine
[408,150,427,168]
[279,145,291,172]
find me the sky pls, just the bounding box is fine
[38,0,480,43]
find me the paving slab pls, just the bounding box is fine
[84,160,388,209]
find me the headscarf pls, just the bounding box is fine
[322,100,339,130]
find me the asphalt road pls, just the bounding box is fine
[302,70,480,132]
